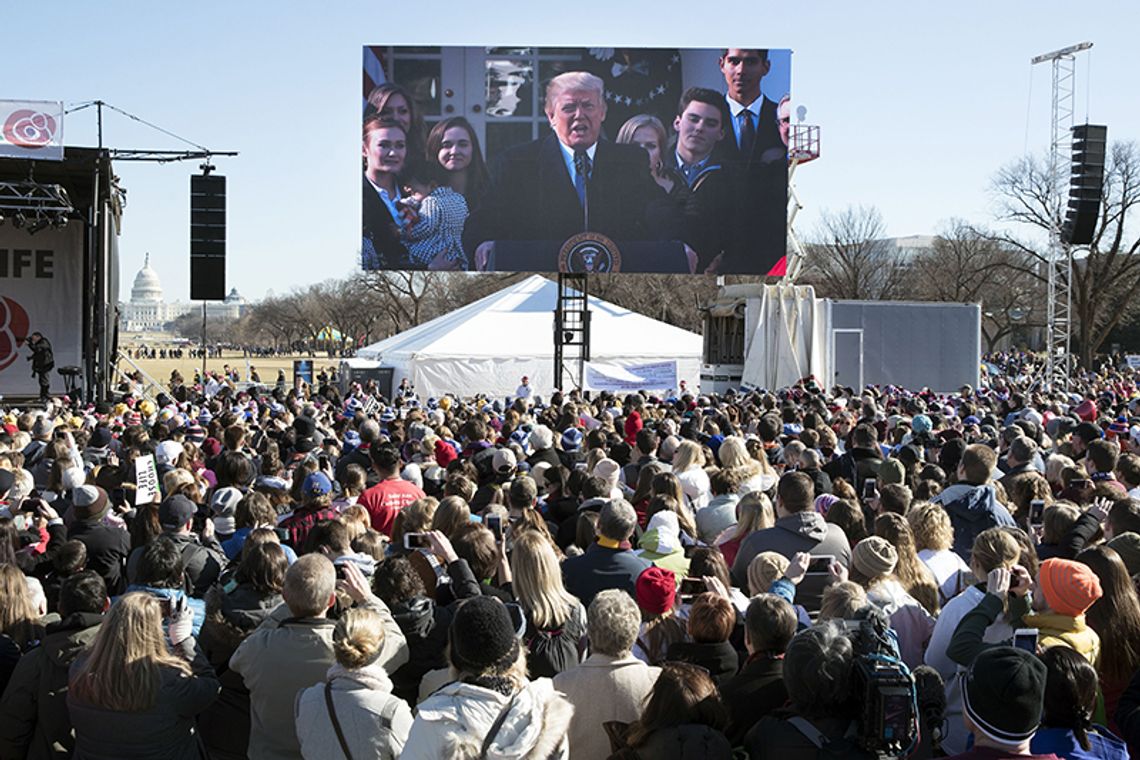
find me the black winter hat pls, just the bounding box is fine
[293,415,317,440]
[960,646,1046,744]
[448,596,520,674]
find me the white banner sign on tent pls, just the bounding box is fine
[583,360,677,392]
[0,222,84,397]
[1126,355,1140,370]
[0,100,64,161]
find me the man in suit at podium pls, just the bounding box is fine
[464,71,684,272]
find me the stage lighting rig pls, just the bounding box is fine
[26,217,50,235]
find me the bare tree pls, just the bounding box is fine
[361,271,442,333]
[991,141,1140,366]
[910,220,1044,351]
[589,274,716,332]
[801,205,907,299]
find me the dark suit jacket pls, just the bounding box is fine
[713,94,783,169]
[463,135,670,258]
[711,95,787,275]
[560,542,651,608]
[663,154,737,273]
[361,176,411,270]
[721,656,788,746]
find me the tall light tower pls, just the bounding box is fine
[1031,41,1092,391]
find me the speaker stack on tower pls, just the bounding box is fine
[1061,124,1107,247]
[190,174,226,300]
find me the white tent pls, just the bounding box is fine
[354,275,702,398]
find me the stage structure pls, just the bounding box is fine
[0,99,236,402]
[0,145,121,401]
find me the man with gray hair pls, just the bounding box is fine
[998,435,1040,491]
[554,590,661,759]
[561,498,650,606]
[464,70,675,271]
[231,555,407,760]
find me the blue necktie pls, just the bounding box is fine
[573,150,591,207]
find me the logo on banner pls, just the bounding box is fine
[2,109,58,149]
[0,297,30,372]
[559,232,622,273]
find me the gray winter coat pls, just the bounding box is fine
[295,661,412,760]
[730,511,852,613]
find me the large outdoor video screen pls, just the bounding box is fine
[361,46,790,276]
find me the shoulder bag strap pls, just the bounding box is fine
[479,692,520,759]
[786,716,828,749]
[324,681,354,760]
[378,695,400,730]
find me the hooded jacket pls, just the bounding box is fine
[400,678,573,760]
[696,493,739,545]
[931,482,1015,560]
[730,511,852,612]
[0,611,102,760]
[295,661,412,760]
[637,511,691,579]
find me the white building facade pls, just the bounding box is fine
[118,254,247,333]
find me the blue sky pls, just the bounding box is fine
[4,2,1137,302]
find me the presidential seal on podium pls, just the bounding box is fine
[558,232,622,273]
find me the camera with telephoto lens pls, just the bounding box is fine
[842,606,918,758]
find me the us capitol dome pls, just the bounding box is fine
[118,253,248,333]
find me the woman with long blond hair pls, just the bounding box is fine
[718,435,777,495]
[874,512,941,616]
[509,531,587,678]
[0,562,44,693]
[67,592,219,759]
[672,440,711,511]
[715,491,775,569]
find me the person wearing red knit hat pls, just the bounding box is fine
[632,565,685,666]
[433,438,457,468]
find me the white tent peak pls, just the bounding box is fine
[354,274,701,397]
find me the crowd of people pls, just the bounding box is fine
[4,362,1140,758]
[362,48,787,275]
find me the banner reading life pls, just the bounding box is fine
[361,46,790,276]
[0,222,84,397]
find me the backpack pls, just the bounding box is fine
[523,601,587,678]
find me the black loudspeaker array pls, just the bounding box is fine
[190,174,226,300]
[1061,124,1107,247]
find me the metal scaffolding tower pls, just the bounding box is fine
[1032,42,1092,390]
[553,273,590,391]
